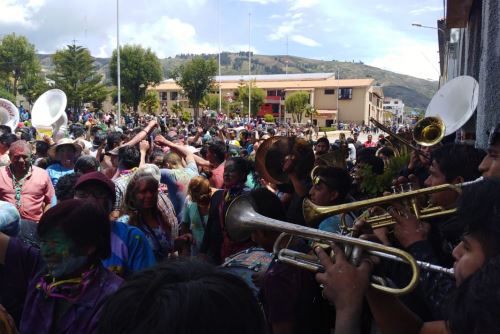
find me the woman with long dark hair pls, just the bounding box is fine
[122,170,178,261]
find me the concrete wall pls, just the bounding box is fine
[313,87,338,110]
[337,87,369,124]
[476,0,500,148]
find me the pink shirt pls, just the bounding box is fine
[210,162,225,189]
[0,166,55,222]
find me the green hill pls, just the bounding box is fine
[38,52,438,110]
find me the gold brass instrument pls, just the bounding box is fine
[255,136,314,184]
[303,177,483,229]
[226,194,454,296]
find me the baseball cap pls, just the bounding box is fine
[75,172,116,202]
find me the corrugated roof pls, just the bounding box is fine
[155,77,374,91]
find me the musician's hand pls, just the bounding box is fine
[407,149,419,170]
[315,244,372,312]
[389,205,430,248]
[282,154,297,174]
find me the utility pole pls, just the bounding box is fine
[248,12,252,124]
[218,0,222,117]
[116,0,121,126]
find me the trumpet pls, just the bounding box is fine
[303,178,483,229]
[226,194,454,296]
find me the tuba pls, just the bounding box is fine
[371,75,479,150]
[31,89,68,141]
[0,98,19,132]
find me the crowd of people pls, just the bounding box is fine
[0,109,498,334]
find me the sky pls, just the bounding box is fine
[0,0,445,80]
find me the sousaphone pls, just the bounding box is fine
[32,89,68,141]
[0,98,19,132]
[416,75,479,145]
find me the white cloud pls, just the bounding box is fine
[268,19,302,40]
[239,0,281,4]
[289,0,319,11]
[117,16,218,58]
[369,42,440,80]
[0,0,45,27]
[409,6,442,16]
[290,34,320,47]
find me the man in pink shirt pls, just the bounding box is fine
[0,140,54,222]
[363,134,377,148]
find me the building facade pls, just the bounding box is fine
[383,97,405,123]
[438,0,500,148]
[152,73,384,126]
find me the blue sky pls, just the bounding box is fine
[0,0,445,80]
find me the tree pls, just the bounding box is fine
[201,93,228,112]
[0,33,39,97]
[170,103,183,118]
[18,60,49,108]
[140,91,160,115]
[172,56,217,120]
[285,91,310,123]
[234,80,266,117]
[110,45,163,112]
[49,44,108,113]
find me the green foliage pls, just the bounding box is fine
[180,110,192,122]
[140,91,160,115]
[234,80,266,117]
[285,91,310,123]
[171,56,217,119]
[170,103,183,117]
[201,93,227,112]
[319,126,337,132]
[49,44,108,112]
[359,154,410,196]
[110,45,163,112]
[0,86,16,103]
[263,113,275,122]
[0,33,39,97]
[18,61,49,107]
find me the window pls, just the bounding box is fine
[339,88,353,100]
[369,92,373,101]
[267,90,277,96]
[324,89,335,95]
[394,101,399,104]
[160,92,168,101]
[171,91,179,101]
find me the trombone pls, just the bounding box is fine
[226,194,454,296]
[370,116,445,153]
[303,177,483,230]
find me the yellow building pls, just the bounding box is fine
[152,73,384,126]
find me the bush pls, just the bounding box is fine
[263,113,275,123]
[181,111,192,122]
[319,126,337,132]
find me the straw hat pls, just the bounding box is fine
[48,138,83,159]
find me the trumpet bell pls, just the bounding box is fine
[413,116,445,147]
